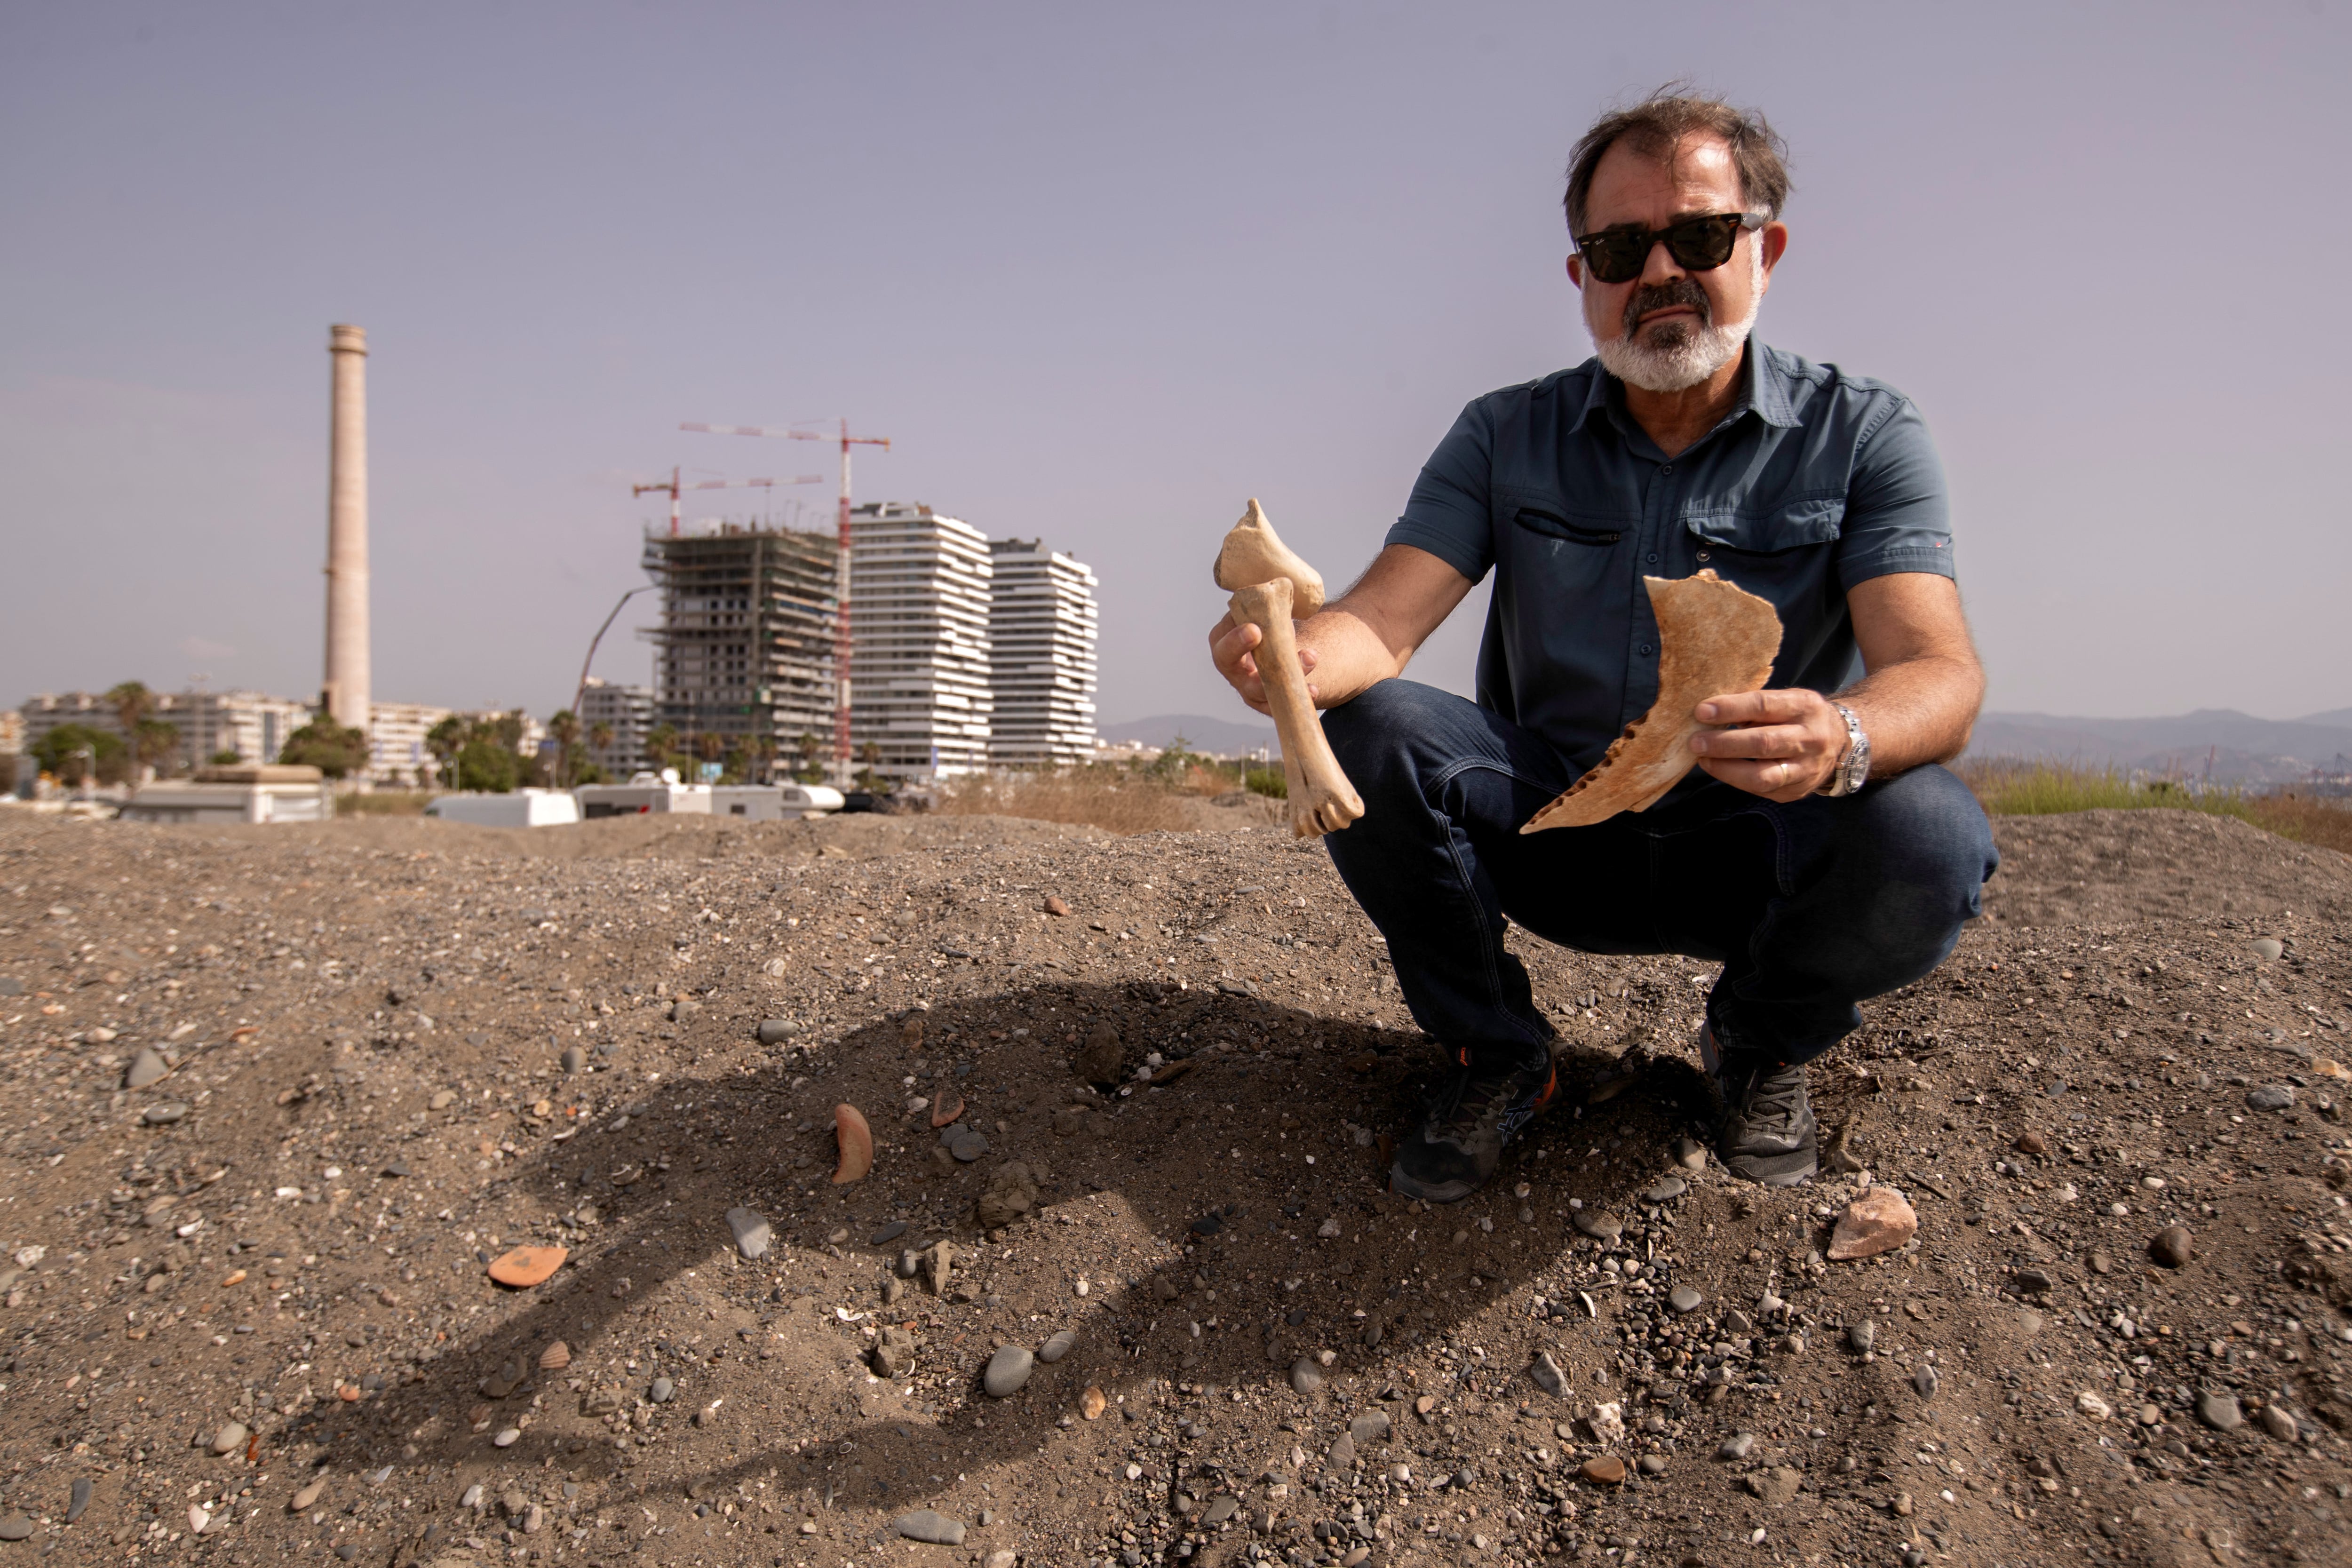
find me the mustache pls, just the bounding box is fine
[1622,279,1712,335]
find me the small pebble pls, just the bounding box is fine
[2259,1405,2299,1442]
[984,1345,1034,1398]
[1672,1137,1706,1172]
[2195,1391,2243,1433]
[756,1019,801,1045]
[726,1206,773,1261]
[1845,1320,1875,1354]
[1637,1453,1668,1476]
[1643,1176,1687,1202]
[560,1045,586,1074]
[0,1515,31,1541]
[1717,1432,1755,1460]
[1039,1329,1077,1364]
[2246,1084,2294,1112]
[1572,1210,1621,1242]
[2148,1225,2193,1269]
[493,1427,521,1447]
[1668,1285,1702,1314]
[1289,1358,1324,1396]
[67,1478,92,1523]
[2249,937,2284,961]
[1580,1456,1626,1485]
[894,1510,967,1546]
[650,1376,675,1403]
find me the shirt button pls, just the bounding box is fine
[1639,643,1654,655]
[1660,463,1674,475]
[1645,552,1659,564]
[1696,550,1711,562]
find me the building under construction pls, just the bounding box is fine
[639,523,839,777]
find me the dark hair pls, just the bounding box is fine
[1563,87,1791,234]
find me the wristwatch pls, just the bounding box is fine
[1819,702,1870,797]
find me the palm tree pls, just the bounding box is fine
[548,708,582,787]
[135,719,180,776]
[105,682,153,778]
[425,715,467,789]
[646,723,680,773]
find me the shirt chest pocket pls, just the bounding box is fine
[1682,498,1844,605]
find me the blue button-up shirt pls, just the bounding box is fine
[1386,342,1955,780]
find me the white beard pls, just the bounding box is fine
[1591,246,1764,393]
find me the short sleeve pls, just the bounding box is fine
[1384,401,1496,584]
[1835,398,1955,590]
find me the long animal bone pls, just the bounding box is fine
[1216,499,1365,839]
[1521,569,1782,831]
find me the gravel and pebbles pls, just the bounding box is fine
[0,804,2343,1567]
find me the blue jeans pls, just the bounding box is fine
[1319,680,1998,1072]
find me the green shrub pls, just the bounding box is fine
[1243,765,1287,799]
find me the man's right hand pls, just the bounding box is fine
[1206,543,1474,717]
[1208,610,1320,717]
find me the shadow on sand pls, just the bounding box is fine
[294,978,1716,1561]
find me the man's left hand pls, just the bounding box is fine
[1688,688,1849,801]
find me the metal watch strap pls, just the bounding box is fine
[1820,702,1867,797]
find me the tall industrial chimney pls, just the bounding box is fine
[323,323,371,735]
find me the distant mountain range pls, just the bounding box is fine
[1100,707,2352,784]
[1097,713,1276,757]
[1964,708,2352,784]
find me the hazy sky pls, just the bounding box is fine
[5,1,2348,728]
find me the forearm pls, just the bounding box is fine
[1291,602,1413,708]
[1840,653,1983,777]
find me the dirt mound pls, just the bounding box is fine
[0,807,2342,1567]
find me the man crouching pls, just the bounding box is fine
[1208,91,1996,1198]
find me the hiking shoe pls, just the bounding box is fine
[1389,1051,1560,1203]
[1700,1023,1818,1186]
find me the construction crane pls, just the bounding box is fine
[632,466,825,538]
[681,419,891,773]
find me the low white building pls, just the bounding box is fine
[369,701,453,786]
[426,789,580,828]
[119,764,334,824]
[21,689,315,772]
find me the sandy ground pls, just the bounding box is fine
[0,804,2345,1568]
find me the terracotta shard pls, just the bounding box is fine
[1214,498,1325,615]
[487,1246,568,1288]
[1522,571,1782,832]
[930,1092,964,1129]
[832,1103,874,1184]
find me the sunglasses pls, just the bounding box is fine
[1573,211,1765,286]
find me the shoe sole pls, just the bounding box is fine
[1387,1162,1478,1204]
[1723,1144,1816,1186]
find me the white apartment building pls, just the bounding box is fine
[19,689,312,771]
[578,679,654,778]
[368,701,453,785]
[847,502,994,777]
[986,538,1099,766]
